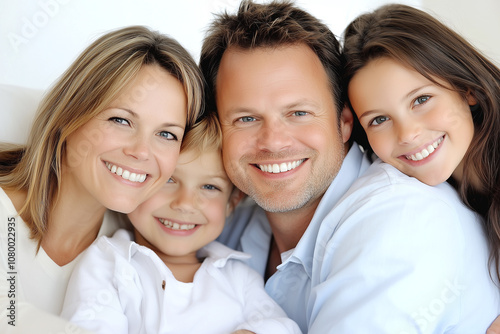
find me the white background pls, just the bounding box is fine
[1,0,499,90]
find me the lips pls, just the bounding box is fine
[105,162,147,183]
[158,218,196,231]
[258,159,305,173]
[405,136,444,161]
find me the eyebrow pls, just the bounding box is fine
[405,84,433,100]
[206,174,232,186]
[358,109,380,121]
[283,99,320,110]
[227,99,319,115]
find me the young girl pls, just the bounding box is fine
[342,4,500,281]
[0,26,203,332]
[61,113,301,334]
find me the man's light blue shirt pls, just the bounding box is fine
[218,144,500,333]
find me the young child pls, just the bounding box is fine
[343,4,500,282]
[60,113,301,334]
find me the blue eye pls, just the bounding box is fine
[109,117,130,125]
[239,116,256,122]
[158,131,177,141]
[414,95,431,106]
[294,111,308,116]
[203,184,220,191]
[370,116,389,126]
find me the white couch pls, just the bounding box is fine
[0,84,44,144]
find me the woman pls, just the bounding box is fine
[0,25,203,331]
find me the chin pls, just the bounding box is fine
[104,198,142,214]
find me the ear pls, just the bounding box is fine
[226,187,246,217]
[340,105,354,144]
[466,91,477,106]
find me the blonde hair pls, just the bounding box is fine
[0,25,204,242]
[181,112,222,155]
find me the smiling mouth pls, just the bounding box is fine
[405,136,444,162]
[158,218,196,231]
[257,159,305,173]
[105,162,147,183]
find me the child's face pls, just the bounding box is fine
[348,57,475,186]
[128,148,237,261]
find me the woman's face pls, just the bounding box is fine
[64,64,188,213]
[348,57,475,186]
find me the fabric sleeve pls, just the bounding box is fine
[307,183,491,333]
[60,239,130,334]
[232,262,303,334]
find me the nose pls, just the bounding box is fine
[170,187,196,214]
[256,119,293,152]
[397,120,421,145]
[124,133,151,161]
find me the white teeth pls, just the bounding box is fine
[158,218,196,231]
[259,159,304,174]
[105,162,147,183]
[406,137,443,161]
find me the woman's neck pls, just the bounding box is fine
[41,178,107,266]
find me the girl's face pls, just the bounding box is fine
[129,148,238,264]
[64,64,187,213]
[348,57,475,186]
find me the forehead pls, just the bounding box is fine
[349,58,429,102]
[215,44,333,112]
[177,148,223,172]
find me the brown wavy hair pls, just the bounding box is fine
[342,4,500,281]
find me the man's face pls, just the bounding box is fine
[215,44,352,213]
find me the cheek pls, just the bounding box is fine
[221,130,249,170]
[442,104,473,131]
[223,127,256,155]
[203,201,227,232]
[129,195,168,226]
[366,132,392,158]
[304,121,340,150]
[65,133,101,169]
[156,146,181,177]
[127,208,147,231]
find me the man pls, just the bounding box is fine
[200,1,500,333]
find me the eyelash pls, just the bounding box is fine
[413,95,431,107]
[238,116,255,123]
[158,131,178,141]
[167,179,221,192]
[369,115,389,127]
[109,117,178,141]
[366,94,433,127]
[109,117,129,126]
[202,184,221,191]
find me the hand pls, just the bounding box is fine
[231,330,255,334]
[488,315,500,334]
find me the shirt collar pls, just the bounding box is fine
[278,144,370,276]
[111,230,251,269]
